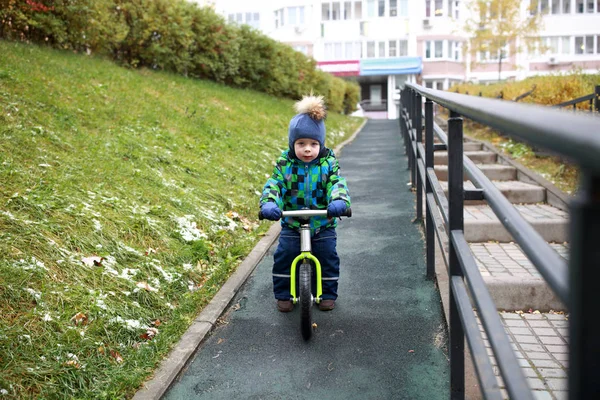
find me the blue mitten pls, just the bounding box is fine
[261,202,282,221]
[327,200,347,218]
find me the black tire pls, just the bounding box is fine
[299,262,313,340]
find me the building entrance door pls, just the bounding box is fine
[370,84,382,106]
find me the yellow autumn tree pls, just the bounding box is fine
[463,0,544,81]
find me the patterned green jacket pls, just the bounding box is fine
[260,148,351,235]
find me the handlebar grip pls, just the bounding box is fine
[327,207,352,219]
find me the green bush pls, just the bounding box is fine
[343,81,360,114]
[0,0,361,109]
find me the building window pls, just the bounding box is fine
[389,40,397,57]
[378,0,386,16]
[274,9,284,28]
[230,12,261,29]
[322,3,330,20]
[294,45,308,55]
[344,1,352,19]
[355,1,363,18]
[398,0,408,16]
[477,44,509,62]
[532,0,572,13]
[288,6,305,25]
[448,41,462,60]
[332,2,341,19]
[425,0,458,17]
[399,40,408,56]
[425,40,462,60]
[367,41,376,57]
[390,0,397,16]
[425,80,445,90]
[574,0,597,12]
[367,0,376,17]
[378,41,386,57]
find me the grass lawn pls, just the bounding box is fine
[0,40,364,398]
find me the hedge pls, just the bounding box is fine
[0,0,359,113]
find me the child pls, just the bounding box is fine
[259,95,351,313]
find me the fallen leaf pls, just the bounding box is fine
[110,350,124,364]
[140,327,159,341]
[408,350,415,353]
[70,312,88,326]
[98,346,105,355]
[153,319,161,327]
[533,310,540,314]
[81,256,103,267]
[217,338,225,345]
[65,360,81,368]
[312,323,318,329]
[136,281,158,292]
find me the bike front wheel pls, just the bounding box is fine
[299,262,313,341]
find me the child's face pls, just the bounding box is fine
[294,138,320,163]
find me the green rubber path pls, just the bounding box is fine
[164,119,450,399]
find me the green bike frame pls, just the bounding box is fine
[290,252,322,304]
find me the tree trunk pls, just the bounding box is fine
[498,53,503,82]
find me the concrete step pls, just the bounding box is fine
[435,164,517,181]
[434,150,497,165]
[439,180,546,204]
[470,242,568,311]
[464,204,569,242]
[431,140,482,152]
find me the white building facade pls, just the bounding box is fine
[212,0,600,119]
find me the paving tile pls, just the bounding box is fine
[546,378,568,391]
[539,336,566,345]
[526,378,547,390]
[538,368,567,378]
[525,351,552,360]
[509,327,534,335]
[513,334,539,344]
[554,391,568,400]
[504,319,527,327]
[520,343,545,352]
[526,320,552,328]
[545,345,568,354]
[531,359,561,369]
[532,327,558,336]
[500,312,523,320]
[532,391,553,400]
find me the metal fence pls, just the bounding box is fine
[400,83,600,399]
[553,85,600,112]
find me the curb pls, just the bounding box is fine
[132,222,281,400]
[132,118,366,400]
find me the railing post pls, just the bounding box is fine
[407,89,414,174]
[425,98,435,279]
[448,110,465,399]
[595,85,600,113]
[568,172,600,400]
[415,92,423,221]
[411,90,417,187]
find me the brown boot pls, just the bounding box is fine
[318,299,335,311]
[277,300,294,313]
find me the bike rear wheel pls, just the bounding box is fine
[299,262,313,340]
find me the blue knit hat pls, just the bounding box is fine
[288,95,327,150]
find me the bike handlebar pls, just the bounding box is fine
[258,207,352,220]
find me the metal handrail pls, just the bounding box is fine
[552,85,599,111]
[400,82,600,399]
[409,85,600,173]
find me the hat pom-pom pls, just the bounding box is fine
[294,95,326,121]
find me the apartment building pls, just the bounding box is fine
[212,0,600,119]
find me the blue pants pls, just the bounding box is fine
[272,227,340,301]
